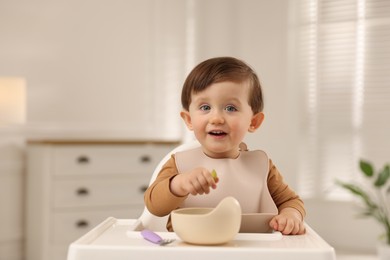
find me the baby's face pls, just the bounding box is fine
[183,81,257,159]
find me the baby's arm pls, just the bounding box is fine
[267,159,306,235]
[144,156,218,216]
[170,167,218,196]
[269,207,306,235]
[144,156,187,216]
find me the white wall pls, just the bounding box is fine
[0,0,187,140]
[0,0,292,146]
[305,199,381,253]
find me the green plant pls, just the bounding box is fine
[336,160,390,245]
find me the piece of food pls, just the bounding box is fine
[211,169,218,180]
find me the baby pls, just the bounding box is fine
[144,57,305,235]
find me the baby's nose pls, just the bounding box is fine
[209,111,225,124]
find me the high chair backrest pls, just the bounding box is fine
[136,140,200,231]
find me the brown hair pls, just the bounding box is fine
[181,57,264,113]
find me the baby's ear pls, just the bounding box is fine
[180,110,194,130]
[248,112,264,133]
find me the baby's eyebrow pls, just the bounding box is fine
[191,96,209,104]
[226,98,242,105]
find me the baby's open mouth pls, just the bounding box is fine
[208,130,227,136]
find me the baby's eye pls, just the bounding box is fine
[225,105,237,112]
[200,104,211,111]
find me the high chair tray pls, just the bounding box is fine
[67,217,336,260]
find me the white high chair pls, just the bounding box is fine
[67,141,336,260]
[134,140,200,231]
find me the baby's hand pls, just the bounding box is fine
[170,167,218,197]
[269,208,306,235]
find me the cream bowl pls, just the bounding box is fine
[171,196,242,245]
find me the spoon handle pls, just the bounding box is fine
[141,229,162,244]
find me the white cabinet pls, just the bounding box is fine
[25,140,177,260]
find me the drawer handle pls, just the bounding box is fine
[139,185,148,193]
[76,187,90,196]
[140,155,151,163]
[77,155,90,164]
[75,220,89,228]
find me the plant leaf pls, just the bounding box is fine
[336,180,377,209]
[360,160,374,177]
[374,165,390,187]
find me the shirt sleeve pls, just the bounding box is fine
[144,155,188,217]
[267,159,306,219]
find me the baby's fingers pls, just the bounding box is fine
[196,175,212,194]
[269,216,278,230]
[269,216,290,234]
[296,222,306,235]
[188,180,204,195]
[270,216,306,235]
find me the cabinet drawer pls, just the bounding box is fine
[52,145,172,176]
[52,177,148,208]
[51,208,142,245]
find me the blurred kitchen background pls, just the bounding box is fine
[1,0,389,259]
